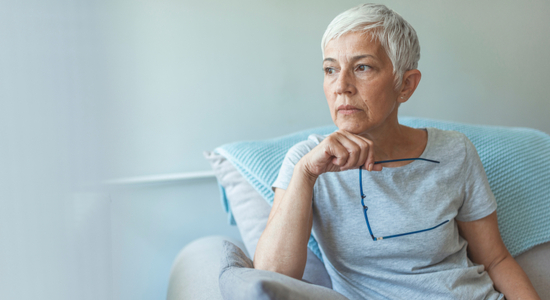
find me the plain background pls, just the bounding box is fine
[1,0,549,299]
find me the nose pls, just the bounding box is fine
[334,69,355,95]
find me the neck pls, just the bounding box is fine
[358,113,422,162]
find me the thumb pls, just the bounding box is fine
[370,164,383,172]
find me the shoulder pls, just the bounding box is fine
[426,128,485,180]
[428,127,469,145]
[427,128,475,160]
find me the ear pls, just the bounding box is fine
[397,69,421,104]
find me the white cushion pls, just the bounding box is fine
[204,151,332,288]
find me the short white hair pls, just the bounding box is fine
[322,3,420,89]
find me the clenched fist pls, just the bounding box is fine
[300,130,383,178]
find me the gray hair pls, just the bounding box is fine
[321,3,420,89]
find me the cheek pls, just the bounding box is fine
[359,80,394,106]
[323,81,334,104]
[324,82,338,119]
[323,79,330,97]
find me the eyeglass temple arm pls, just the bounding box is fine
[360,158,438,199]
[360,195,376,241]
[359,166,377,240]
[377,220,449,241]
[373,158,440,165]
[359,158,443,241]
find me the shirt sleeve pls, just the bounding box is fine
[456,135,498,222]
[272,135,322,191]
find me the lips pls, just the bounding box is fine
[337,104,362,115]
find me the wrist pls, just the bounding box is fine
[296,159,319,185]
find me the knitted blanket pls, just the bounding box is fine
[215,117,550,260]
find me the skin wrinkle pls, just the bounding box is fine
[255,29,423,279]
[487,253,509,274]
[322,31,423,165]
[256,11,540,298]
[324,33,395,131]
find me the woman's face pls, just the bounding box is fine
[323,31,401,135]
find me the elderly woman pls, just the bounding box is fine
[253,3,540,300]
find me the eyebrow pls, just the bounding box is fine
[323,54,376,63]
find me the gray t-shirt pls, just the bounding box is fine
[272,127,503,300]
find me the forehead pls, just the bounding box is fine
[323,31,387,62]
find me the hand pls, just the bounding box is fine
[300,130,383,178]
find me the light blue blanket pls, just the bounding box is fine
[215,117,550,260]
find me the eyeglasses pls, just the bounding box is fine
[359,158,449,241]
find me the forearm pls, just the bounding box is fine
[488,254,540,300]
[254,161,317,279]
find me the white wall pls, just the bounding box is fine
[1,1,549,300]
[1,1,105,299]
[97,0,550,179]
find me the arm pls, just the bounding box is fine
[254,130,380,279]
[457,212,540,300]
[253,163,315,279]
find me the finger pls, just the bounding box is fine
[339,132,371,170]
[325,137,350,168]
[333,133,361,170]
[371,164,383,172]
[343,132,375,171]
[366,140,375,171]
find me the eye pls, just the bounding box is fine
[356,64,371,72]
[324,67,336,75]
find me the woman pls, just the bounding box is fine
[253,3,540,300]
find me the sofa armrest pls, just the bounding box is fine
[167,236,247,300]
[514,241,550,299]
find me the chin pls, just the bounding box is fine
[335,120,368,135]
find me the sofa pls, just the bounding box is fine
[167,118,550,300]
